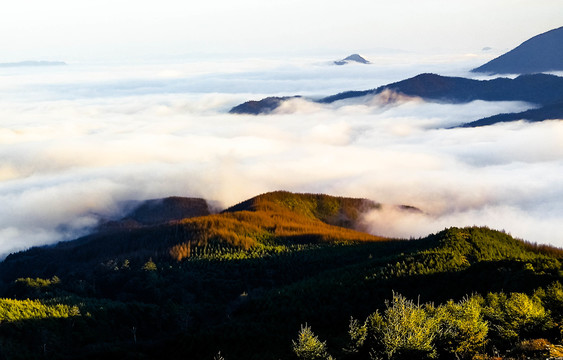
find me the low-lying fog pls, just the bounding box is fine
[1,54,561,257]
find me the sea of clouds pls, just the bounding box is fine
[0,53,562,257]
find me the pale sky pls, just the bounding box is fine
[0,0,561,62]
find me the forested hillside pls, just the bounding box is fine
[1,192,562,359]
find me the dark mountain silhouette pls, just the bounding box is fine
[100,196,212,230]
[229,96,301,115]
[128,196,211,224]
[229,73,563,115]
[472,26,563,74]
[320,73,563,105]
[459,101,563,128]
[334,53,370,65]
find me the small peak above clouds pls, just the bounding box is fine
[334,54,371,65]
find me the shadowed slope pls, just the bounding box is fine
[458,101,563,127]
[128,197,211,225]
[472,26,563,74]
[229,96,301,115]
[100,196,212,230]
[319,73,563,105]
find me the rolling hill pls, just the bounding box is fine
[2,191,563,359]
[471,26,563,75]
[223,190,382,230]
[0,191,388,281]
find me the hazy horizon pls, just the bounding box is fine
[1,1,561,62]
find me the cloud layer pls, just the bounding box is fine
[0,58,562,257]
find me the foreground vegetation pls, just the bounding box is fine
[1,192,562,359]
[294,287,563,360]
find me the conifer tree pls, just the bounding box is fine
[292,324,333,360]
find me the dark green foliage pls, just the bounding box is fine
[542,282,563,323]
[8,276,62,299]
[1,191,563,360]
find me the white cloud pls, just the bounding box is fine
[0,59,562,257]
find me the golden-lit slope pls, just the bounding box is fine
[1,191,388,277]
[169,191,387,260]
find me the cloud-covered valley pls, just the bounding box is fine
[0,56,562,257]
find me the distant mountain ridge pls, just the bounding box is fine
[472,26,563,74]
[229,27,563,126]
[319,73,563,105]
[0,60,67,67]
[230,73,563,126]
[459,101,563,128]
